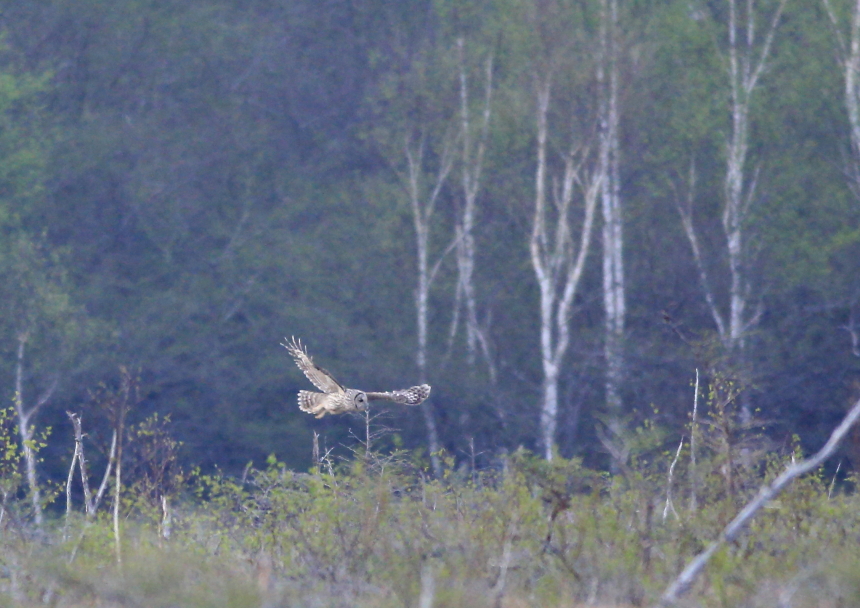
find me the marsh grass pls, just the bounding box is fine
[2,406,860,607]
[0,449,856,607]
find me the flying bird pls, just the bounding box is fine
[283,337,431,418]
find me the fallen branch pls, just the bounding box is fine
[658,396,860,606]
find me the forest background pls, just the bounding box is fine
[0,0,857,483]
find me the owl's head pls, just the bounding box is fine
[349,389,369,411]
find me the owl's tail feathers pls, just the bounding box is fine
[298,391,328,418]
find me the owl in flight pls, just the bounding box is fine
[283,337,431,418]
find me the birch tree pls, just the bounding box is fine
[531,77,601,459]
[522,0,605,455]
[13,333,56,526]
[823,0,860,200]
[2,237,77,525]
[598,0,625,430]
[674,0,785,420]
[369,31,461,475]
[515,0,605,459]
[404,128,456,476]
[823,0,860,356]
[449,36,497,384]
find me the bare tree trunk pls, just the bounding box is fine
[112,373,131,566]
[824,0,860,198]
[823,0,860,356]
[67,412,99,516]
[674,0,784,421]
[15,334,41,525]
[453,37,497,384]
[725,0,784,420]
[530,78,601,460]
[405,133,456,476]
[598,0,625,431]
[824,0,860,218]
[12,333,55,526]
[113,422,123,565]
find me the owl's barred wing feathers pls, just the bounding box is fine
[366,384,431,406]
[285,337,431,416]
[282,336,343,394]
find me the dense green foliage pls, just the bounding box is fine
[0,0,855,482]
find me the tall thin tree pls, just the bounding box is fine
[598,0,625,433]
[449,36,497,384]
[530,73,602,459]
[674,0,786,421]
[404,128,457,476]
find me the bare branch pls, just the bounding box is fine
[93,430,117,514]
[428,233,462,289]
[659,395,860,606]
[689,369,700,512]
[747,0,788,94]
[671,160,728,339]
[32,375,59,417]
[64,437,79,537]
[822,0,848,66]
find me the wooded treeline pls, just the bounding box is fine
[0,0,858,478]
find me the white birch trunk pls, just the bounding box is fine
[726,0,784,420]
[675,0,784,421]
[14,334,42,525]
[824,0,860,195]
[405,133,455,476]
[454,37,497,384]
[823,0,860,355]
[598,0,625,425]
[531,79,601,460]
[724,0,750,351]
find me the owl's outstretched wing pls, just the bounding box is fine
[366,384,431,406]
[282,337,343,394]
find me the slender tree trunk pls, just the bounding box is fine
[530,79,601,459]
[113,419,123,565]
[675,0,784,423]
[14,334,42,526]
[405,134,455,476]
[533,80,555,460]
[823,0,860,196]
[414,220,442,475]
[598,0,625,430]
[848,0,860,164]
[454,38,495,382]
[823,0,860,355]
[724,0,784,420]
[112,372,131,566]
